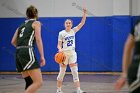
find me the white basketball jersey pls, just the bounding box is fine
[58,27,78,51]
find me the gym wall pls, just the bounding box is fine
[0,0,139,72]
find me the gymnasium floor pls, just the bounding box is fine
[0,74,128,93]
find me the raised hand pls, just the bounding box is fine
[83,8,87,14]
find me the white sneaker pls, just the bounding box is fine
[56,89,63,93]
[77,89,86,93]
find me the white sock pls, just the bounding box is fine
[77,87,81,90]
[57,87,62,91]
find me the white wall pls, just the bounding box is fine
[132,0,140,16]
[113,0,130,15]
[0,0,138,18]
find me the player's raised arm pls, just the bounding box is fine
[74,8,87,33]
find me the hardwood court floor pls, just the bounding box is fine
[0,74,128,93]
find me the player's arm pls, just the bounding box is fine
[122,34,134,78]
[33,21,45,67]
[57,41,63,52]
[57,32,63,52]
[74,8,87,33]
[11,28,18,47]
[115,34,135,90]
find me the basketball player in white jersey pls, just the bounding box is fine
[56,8,87,93]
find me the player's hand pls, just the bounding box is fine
[60,63,66,67]
[83,8,87,14]
[40,57,46,67]
[115,76,127,90]
[58,49,63,52]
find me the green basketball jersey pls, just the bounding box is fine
[17,19,36,47]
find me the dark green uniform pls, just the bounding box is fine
[16,19,39,72]
[128,19,140,93]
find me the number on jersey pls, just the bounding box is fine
[67,40,73,46]
[19,27,25,37]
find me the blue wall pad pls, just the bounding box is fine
[0,16,134,72]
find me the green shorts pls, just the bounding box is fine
[128,59,140,93]
[16,47,40,72]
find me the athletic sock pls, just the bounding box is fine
[24,76,33,90]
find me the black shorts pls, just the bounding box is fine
[16,47,40,72]
[127,59,140,93]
